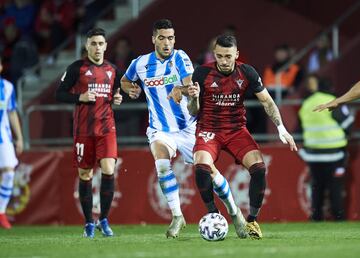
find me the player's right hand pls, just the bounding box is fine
[129,83,141,99]
[188,82,200,98]
[80,90,96,102]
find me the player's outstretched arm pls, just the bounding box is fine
[313,80,360,112]
[255,89,298,151]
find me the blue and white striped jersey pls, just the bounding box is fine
[125,49,195,132]
[0,77,17,144]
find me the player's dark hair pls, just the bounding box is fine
[86,28,106,39]
[153,19,174,35]
[215,34,237,48]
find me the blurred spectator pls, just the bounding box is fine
[110,36,136,74]
[298,74,354,221]
[34,0,77,55]
[9,34,38,85]
[3,0,37,36]
[0,16,38,86]
[307,35,333,73]
[77,0,112,34]
[195,37,216,66]
[0,17,21,80]
[263,44,303,98]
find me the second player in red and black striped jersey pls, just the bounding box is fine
[192,61,264,132]
[56,58,121,136]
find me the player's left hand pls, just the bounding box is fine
[277,125,298,151]
[167,86,182,104]
[188,82,200,98]
[15,139,23,155]
[113,88,123,105]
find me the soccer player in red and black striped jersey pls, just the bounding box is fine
[188,35,297,239]
[56,28,123,238]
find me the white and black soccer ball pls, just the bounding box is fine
[199,213,228,241]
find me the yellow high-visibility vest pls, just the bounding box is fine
[299,92,347,149]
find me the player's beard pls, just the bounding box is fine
[217,63,234,75]
[156,46,172,60]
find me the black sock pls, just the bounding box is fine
[247,215,257,222]
[79,179,93,224]
[248,162,266,219]
[100,174,114,220]
[195,164,219,213]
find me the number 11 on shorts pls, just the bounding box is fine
[76,142,84,156]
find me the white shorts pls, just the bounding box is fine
[146,124,196,164]
[0,142,18,169]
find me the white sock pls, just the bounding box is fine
[213,172,237,216]
[0,171,15,213]
[155,159,182,217]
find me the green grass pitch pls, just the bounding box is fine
[1,222,360,258]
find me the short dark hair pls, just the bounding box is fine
[86,28,106,39]
[215,34,237,48]
[152,19,174,35]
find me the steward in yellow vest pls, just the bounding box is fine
[298,75,354,221]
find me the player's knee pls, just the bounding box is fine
[100,158,116,174]
[155,159,171,175]
[249,162,266,179]
[78,169,93,180]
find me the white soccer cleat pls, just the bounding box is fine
[230,207,248,239]
[166,215,186,238]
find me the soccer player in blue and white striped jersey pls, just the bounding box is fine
[121,19,226,238]
[0,57,23,229]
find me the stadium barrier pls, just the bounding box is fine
[7,145,360,225]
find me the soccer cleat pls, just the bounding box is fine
[0,213,11,229]
[83,222,95,238]
[166,215,186,238]
[230,208,248,238]
[245,221,263,239]
[96,218,114,237]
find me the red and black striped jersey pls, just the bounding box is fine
[193,61,264,132]
[56,58,121,136]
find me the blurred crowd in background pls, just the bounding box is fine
[0,0,340,137]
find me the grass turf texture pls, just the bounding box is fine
[1,222,359,258]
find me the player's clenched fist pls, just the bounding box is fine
[188,82,200,98]
[129,83,142,99]
[79,90,96,102]
[113,88,123,105]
